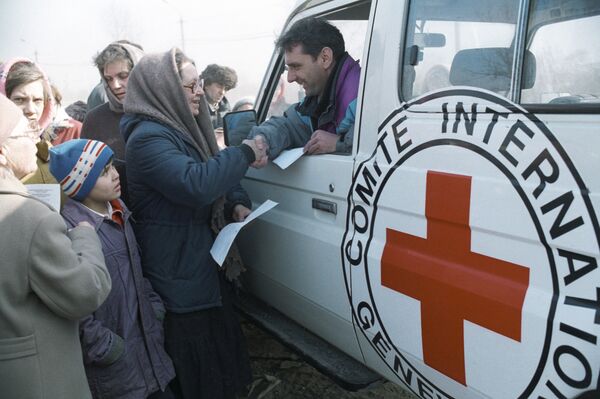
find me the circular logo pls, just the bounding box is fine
[342,89,600,398]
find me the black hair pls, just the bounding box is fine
[276,18,345,61]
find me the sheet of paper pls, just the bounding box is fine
[210,200,278,266]
[26,184,60,211]
[272,147,304,169]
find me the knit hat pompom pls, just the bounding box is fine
[49,139,114,201]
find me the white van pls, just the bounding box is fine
[226,1,600,398]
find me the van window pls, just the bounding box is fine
[267,3,369,118]
[521,0,600,104]
[401,0,519,100]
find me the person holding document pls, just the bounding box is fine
[0,94,112,399]
[121,48,265,399]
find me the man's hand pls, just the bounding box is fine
[249,135,269,168]
[232,204,252,222]
[303,130,339,155]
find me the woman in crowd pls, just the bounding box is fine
[81,40,144,205]
[0,94,112,398]
[121,48,265,398]
[0,58,59,185]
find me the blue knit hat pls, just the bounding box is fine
[49,139,114,201]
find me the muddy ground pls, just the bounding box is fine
[241,318,416,399]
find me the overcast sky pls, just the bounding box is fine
[0,0,299,105]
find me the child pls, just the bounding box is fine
[49,139,175,399]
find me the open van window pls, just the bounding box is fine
[265,2,369,120]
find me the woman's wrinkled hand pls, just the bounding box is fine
[232,204,252,222]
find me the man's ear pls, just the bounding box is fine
[319,47,334,70]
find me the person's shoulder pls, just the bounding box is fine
[82,103,117,133]
[126,118,178,147]
[84,102,112,120]
[60,198,96,228]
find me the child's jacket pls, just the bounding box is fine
[61,198,175,399]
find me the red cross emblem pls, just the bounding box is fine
[381,171,530,385]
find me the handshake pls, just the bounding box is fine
[242,135,269,168]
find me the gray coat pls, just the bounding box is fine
[61,198,175,399]
[0,176,111,399]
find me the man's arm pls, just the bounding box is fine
[248,104,312,160]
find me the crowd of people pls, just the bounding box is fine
[0,17,360,399]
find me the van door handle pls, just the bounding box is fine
[312,198,337,215]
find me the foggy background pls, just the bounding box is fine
[0,0,299,106]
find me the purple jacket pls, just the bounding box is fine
[61,199,174,399]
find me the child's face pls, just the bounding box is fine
[88,162,121,202]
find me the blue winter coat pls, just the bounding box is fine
[121,114,251,313]
[61,198,174,399]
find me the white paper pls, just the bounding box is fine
[272,147,304,169]
[26,184,61,211]
[210,200,278,266]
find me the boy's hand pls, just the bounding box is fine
[77,221,94,229]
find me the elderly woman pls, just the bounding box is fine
[122,49,265,398]
[0,94,111,398]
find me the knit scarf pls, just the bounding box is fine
[103,42,145,114]
[124,48,245,280]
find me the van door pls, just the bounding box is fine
[344,0,600,398]
[235,0,373,362]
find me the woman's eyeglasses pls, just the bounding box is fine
[182,78,204,94]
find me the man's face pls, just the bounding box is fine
[284,44,332,97]
[9,80,45,123]
[103,60,131,101]
[203,82,227,105]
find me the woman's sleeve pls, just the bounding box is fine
[28,212,112,320]
[127,128,250,208]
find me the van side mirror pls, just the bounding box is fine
[223,110,258,146]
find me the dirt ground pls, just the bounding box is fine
[241,318,416,399]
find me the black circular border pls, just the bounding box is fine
[342,89,600,398]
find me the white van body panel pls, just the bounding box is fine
[235,1,600,397]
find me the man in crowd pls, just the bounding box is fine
[200,64,238,148]
[248,17,360,166]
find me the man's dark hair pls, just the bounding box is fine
[276,18,345,61]
[200,64,238,91]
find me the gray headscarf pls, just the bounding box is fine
[103,42,145,114]
[123,48,218,159]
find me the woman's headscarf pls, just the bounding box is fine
[102,42,144,114]
[0,58,54,130]
[124,48,218,159]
